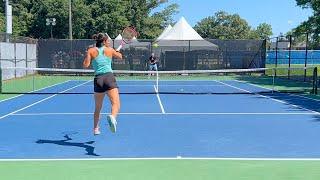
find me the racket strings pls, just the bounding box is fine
[122,27,137,43]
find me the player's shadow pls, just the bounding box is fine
[36,135,99,156]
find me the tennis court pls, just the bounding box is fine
[2,0,320,179]
[1,70,320,179]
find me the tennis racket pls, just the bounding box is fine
[116,26,138,51]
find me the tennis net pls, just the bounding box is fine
[0,67,317,94]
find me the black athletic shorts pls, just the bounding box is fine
[94,72,118,93]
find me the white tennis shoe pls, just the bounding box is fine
[107,115,117,133]
[93,127,101,135]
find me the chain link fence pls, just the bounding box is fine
[36,38,266,70]
[265,33,320,95]
[0,33,37,80]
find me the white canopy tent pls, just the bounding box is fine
[115,34,122,40]
[153,17,219,70]
[104,32,112,40]
[156,25,172,41]
[155,17,218,50]
[113,34,122,48]
[160,17,203,41]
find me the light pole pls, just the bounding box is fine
[69,0,73,40]
[46,18,56,39]
[4,0,12,42]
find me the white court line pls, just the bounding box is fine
[0,80,73,103]
[289,94,320,102]
[214,80,320,114]
[233,79,320,103]
[1,157,320,161]
[154,85,165,114]
[10,112,319,116]
[0,81,91,120]
[0,94,24,103]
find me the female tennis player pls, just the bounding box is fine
[83,33,122,135]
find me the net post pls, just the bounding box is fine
[288,35,292,79]
[304,33,309,82]
[275,37,278,77]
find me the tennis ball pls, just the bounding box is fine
[152,43,159,48]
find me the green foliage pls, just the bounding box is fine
[285,30,308,48]
[0,13,5,33]
[72,0,92,39]
[123,0,178,39]
[251,23,273,39]
[142,3,178,39]
[194,11,273,40]
[0,2,5,32]
[9,0,33,36]
[25,0,69,38]
[294,0,320,48]
[2,0,178,39]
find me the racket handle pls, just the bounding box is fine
[116,44,123,51]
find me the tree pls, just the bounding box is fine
[25,0,70,39]
[124,0,178,39]
[0,5,5,33]
[142,3,179,39]
[11,0,35,37]
[286,30,308,47]
[194,11,252,39]
[194,11,273,40]
[294,0,320,48]
[88,0,130,39]
[72,0,92,39]
[1,0,178,39]
[86,0,178,39]
[249,23,273,39]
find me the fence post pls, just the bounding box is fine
[70,39,73,68]
[304,33,309,82]
[313,67,318,94]
[288,35,292,79]
[275,37,278,77]
[263,39,267,75]
[0,37,2,85]
[26,40,28,76]
[225,47,228,69]
[14,38,16,78]
[0,66,2,94]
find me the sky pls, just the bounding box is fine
[154,0,313,37]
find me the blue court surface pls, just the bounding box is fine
[1,80,320,159]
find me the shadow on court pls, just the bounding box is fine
[253,93,320,122]
[261,93,320,112]
[36,135,99,156]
